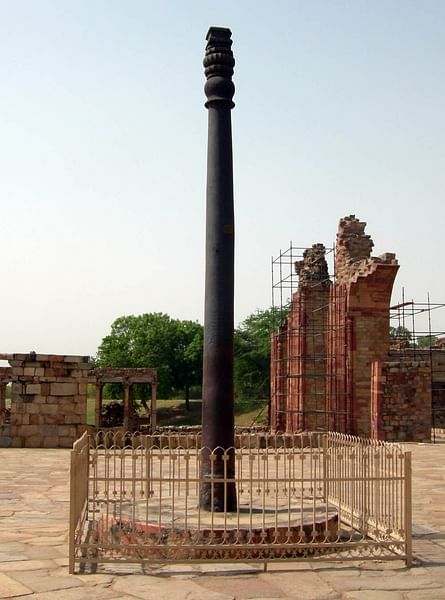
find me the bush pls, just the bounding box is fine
[100,402,138,428]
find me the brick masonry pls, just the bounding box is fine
[431,349,445,428]
[270,215,439,442]
[371,360,432,442]
[0,353,89,448]
[387,348,445,431]
[329,216,399,437]
[270,244,331,432]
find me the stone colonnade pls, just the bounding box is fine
[0,367,12,420]
[89,368,157,431]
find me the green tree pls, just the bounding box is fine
[389,325,411,339]
[96,313,203,402]
[234,307,287,401]
[416,335,438,348]
[171,320,203,410]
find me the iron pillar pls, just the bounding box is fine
[200,27,237,512]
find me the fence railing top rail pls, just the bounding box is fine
[71,429,404,454]
[327,431,403,451]
[85,430,328,451]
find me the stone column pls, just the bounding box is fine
[200,27,237,511]
[151,383,157,432]
[0,384,6,412]
[95,383,103,428]
[123,383,131,431]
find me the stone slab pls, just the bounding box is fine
[0,572,32,597]
[344,591,404,600]
[268,571,339,599]
[0,559,56,572]
[197,574,286,598]
[322,570,442,593]
[0,553,26,563]
[112,575,234,600]
[10,569,84,593]
[406,590,445,599]
[27,579,120,599]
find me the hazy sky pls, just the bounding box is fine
[1,0,444,357]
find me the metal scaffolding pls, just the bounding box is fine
[270,244,348,432]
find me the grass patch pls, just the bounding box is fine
[157,399,202,426]
[86,397,268,427]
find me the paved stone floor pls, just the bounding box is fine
[0,442,444,599]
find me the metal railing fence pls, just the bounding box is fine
[325,432,411,564]
[69,431,411,573]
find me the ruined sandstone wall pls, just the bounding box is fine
[270,325,287,431]
[332,216,399,437]
[271,215,441,439]
[326,284,350,433]
[286,286,330,432]
[0,353,89,448]
[271,216,400,438]
[371,360,431,442]
[431,349,445,428]
[388,348,445,430]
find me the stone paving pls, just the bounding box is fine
[0,442,445,599]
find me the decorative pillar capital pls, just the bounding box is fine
[203,27,235,108]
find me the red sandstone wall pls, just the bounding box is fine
[326,284,349,433]
[330,216,399,437]
[271,216,400,437]
[387,348,445,431]
[270,326,287,431]
[294,286,330,431]
[371,360,432,442]
[345,262,399,436]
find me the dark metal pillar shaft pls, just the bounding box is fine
[200,27,237,511]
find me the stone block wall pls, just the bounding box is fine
[371,360,432,442]
[0,353,89,448]
[388,348,445,430]
[431,350,445,429]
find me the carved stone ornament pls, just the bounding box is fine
[203,27,235,108]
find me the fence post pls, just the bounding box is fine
[322,434,329,502]
[404,451,412,567]
[69,432,89,575]
[69,445,77,574]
